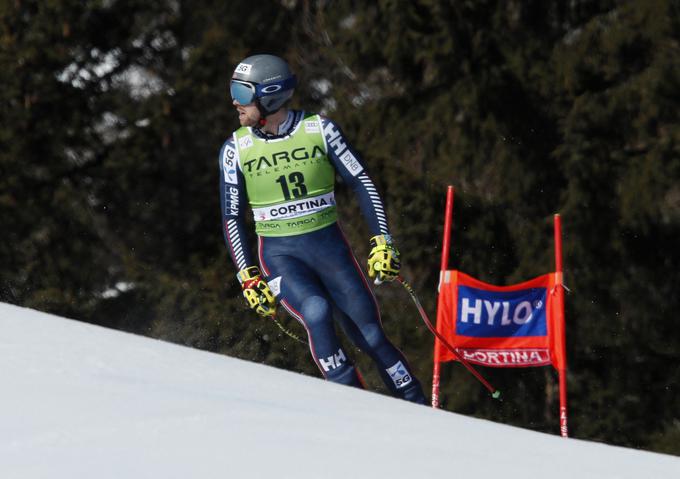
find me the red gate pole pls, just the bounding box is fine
[432,186,454,408]
[554,214,569,437]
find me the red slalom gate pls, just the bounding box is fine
[431,186,569,437]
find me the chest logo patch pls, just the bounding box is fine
[304,120,320,133]
[239,135,254,150]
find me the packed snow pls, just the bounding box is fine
[1,302,678,478]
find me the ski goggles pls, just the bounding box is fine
[230,79,258,105]
[230,76,297,105]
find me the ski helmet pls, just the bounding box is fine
[230,54,296,115]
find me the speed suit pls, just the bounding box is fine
[219,110,426,404]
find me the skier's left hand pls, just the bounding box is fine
[237,266,276,318]
[367,234,401,285]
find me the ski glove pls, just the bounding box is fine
[367,234,401,284]
[237,266,276,318]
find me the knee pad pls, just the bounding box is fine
[300,295,331,326]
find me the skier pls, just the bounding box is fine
[219,54,426,404]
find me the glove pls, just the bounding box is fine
[367,234,401,284]
[236,266,276,318]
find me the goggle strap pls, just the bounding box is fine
[255,75,297,96]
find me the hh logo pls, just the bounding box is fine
[456,286,547,338]
[386,361,412,389]
[319,348,347,372]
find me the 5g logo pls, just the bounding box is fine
[386,361,412,389]
[235,63,252,74]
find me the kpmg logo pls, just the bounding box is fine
[225,186,239,216]
[456,286,547,337]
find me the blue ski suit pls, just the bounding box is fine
[219,110,426,404]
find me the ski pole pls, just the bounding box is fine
[272,314,307,345]
[256,278,307,345]
[396,275,501,400]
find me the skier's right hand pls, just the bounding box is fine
[236,266,276,318]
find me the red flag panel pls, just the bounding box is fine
[436,270,566,370]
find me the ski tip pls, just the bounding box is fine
[492,390,502,400]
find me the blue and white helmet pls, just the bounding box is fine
[230,54,297,114]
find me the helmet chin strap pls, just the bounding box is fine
[256,100,275,127]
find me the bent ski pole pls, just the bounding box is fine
[396,275,501,400]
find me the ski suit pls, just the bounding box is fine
[219,110,426,404]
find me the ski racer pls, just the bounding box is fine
[219,54,426,404]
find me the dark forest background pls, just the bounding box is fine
[1,0,679,455]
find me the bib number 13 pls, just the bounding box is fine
[276,172,307,200]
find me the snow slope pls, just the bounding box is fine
[1,302,678,479]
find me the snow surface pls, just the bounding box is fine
[1,302,679,479]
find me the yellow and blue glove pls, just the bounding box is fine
[367,234,401,285]
[236,266,276,318]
